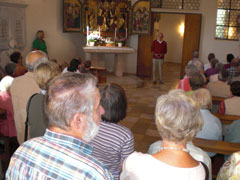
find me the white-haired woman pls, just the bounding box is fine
[120,90,208,180]
[0,76,16,137]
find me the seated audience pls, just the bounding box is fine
[217,151,240,180]
[10,50,48,144]
[89,84,134,180]
[204,53,215,71]
[120,90,207,180]
[227,58,239,79]
[62,58,81,73]
[207,69,231,98]
[178,64,199,91]
[5,63,16,77]
[187,72,205,96]
[209,63,224,82]
[0,76,17,137]
[27,61,60,139]
[229,65,240,83]
[10,52,27,77]
[81,60,92,73]
[6,73,114,180]
[219,81,240,115]
[188,50,199,65]
[205,58,219,78]
[192,88,222,157]
[224,53,234,69]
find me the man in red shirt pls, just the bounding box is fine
[151,32,167,84]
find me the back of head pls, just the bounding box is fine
[192,50,199,58]
[230,81,240,97]
[219,69,229,82]
[5,63,16,76]
[210,58,219,68]
[84,60,92,68]
[67,59,80,72]
[100,83,127,123]
[25,50,48,72]
[189,72,205,90]
[155,89,203,143]
[0,76,14,92]
[227,53,234,63]
[10,52,21,64]
[192,59,204,73]
[192,88,212,109]
[231,58,239,67]
[45,73,97,130]
[208,53,215,61]
[34,61,61,90]
[185,64,199,76]
[215,63,224,73]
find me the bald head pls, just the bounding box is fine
[25,50,48,71]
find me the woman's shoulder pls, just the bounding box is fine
[101,121,133,137]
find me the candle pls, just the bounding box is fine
[99,27,100,38]
[115,28,117,40]
[87,26,89,44]
[126,28,127,39]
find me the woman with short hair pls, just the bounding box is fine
[120,90,207,180]
[89,83,134,180]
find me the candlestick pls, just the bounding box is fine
[126,28,127,39]
[87,26,89,45]
[115,28,117,41]
[99,27,100,38]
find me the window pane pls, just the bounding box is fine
[183,0,200,10]
[217,0,230,9]
[228,27,239,40]
[162,0,182,9]
[216,9,229,26]
[231,0,240,10]
[229,10,240,26]
[215,26,228,39]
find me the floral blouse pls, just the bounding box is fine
[217,152,240,180]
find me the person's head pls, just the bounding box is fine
[67,58,80,72]
[210,58,219,68]
[34,61,61,90]
[10,52,22,64]
[227,53,234,63]
[185,64,199,77]
[155,90,203,144]
[5,63,16,76]
[25,50,48,72]
[192,50,199,58]
[192,88,212,110]
[208,53,215,62]
[157,32,164,41]
[192,59,204,74]
[231,58,239,67]
[0,76,14,92]
[100,84,127,124]
[37,30,44,40]
[230,81,240,97]
[84,60,92,69]
[215,63,224,73]
[45,73,104,142]
[219,69,229,82]
[189,72,205,90]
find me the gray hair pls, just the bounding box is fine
[192,50,199,58]
[155,89,203,144]
[192,88,212,109]
[5,63,16,75]
[185,64,199,76]
[0,76,14,92]
[45,72,98,130]
[25,50,48,71]
[215,63,224,73]
[192,59,204,73]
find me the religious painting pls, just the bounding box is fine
[116,1,130,32]
[63,0,82,32]
[131,0,151,34]
[83,0,98,30]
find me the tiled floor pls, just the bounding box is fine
[104,62,181,152]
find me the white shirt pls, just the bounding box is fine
[62,67,80,74]
[120,152,206,180]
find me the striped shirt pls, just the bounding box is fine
[6,129,114,180]
[89,121,134,180]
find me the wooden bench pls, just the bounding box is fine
[90,66,107,83]
[193,138,240,155]
[211,112,240,125]
[212,96,225,105]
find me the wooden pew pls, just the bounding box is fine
[211,112,240,125]
[193,138,240,155]
[212,96,225,105]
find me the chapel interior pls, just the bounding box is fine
[0,0,240,179]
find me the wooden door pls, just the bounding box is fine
[180,14,202,78]
[137,34,153,77]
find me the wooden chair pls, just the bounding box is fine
[193,138,240,155]
[211,112,240,125]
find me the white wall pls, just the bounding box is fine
[154,13,185,63]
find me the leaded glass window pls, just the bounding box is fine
[151,0,200,10]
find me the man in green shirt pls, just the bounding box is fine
[32,30,47,54]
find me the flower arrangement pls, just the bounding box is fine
[115,36,126,43]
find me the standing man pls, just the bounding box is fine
[32,30,47,54]
[6,73,114,180]
[151,32,167,84]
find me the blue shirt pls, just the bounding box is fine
[6,129,114,180]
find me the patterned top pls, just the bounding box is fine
[89,121,134,180]
[6,129,114,180]
[227,67,238,79]
[217,152,240,180]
